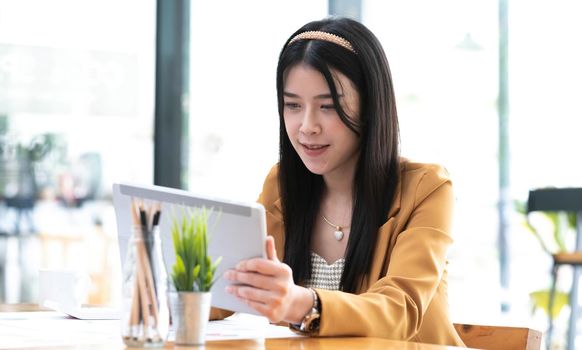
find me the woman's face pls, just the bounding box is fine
[283,63,361,178]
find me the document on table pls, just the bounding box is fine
[204,313,302,341]
[0,311,122,348]
[0,311,301,348]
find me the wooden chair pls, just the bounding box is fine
[527,188,582,350]
[546,252,582,350]
[454,323,542,350]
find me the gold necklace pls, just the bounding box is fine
[322,215,348,241]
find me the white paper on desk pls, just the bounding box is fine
[42,300,120,320]
[0,311,122,349]
[202,313,302,341]
[0,311,301,349]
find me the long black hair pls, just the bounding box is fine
[276,17,400,293]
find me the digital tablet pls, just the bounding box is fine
[112,183,267,315]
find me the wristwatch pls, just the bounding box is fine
[290,288,321,335]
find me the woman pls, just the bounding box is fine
[222,17,465,346]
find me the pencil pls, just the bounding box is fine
[136,250,151,338]
[150,203,162,295]
[129,275,140,335]
[139,202,154,275]
[137,238,160,324]
[130,199,152,339]
[152,203,161,227]
[136,201,160,326]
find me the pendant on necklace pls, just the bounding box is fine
[323,215,347,241]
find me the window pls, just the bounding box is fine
[187,1,328,201]
[0,0,156,306]
[363,0,502,324]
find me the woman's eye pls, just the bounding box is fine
[284,102,301,110]
[321,104,335,111]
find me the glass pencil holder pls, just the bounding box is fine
[121,226,170,348]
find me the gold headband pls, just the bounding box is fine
[288,30,356,54]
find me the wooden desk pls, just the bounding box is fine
[0,304,469,350]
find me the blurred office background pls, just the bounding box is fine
[0,0,581,348]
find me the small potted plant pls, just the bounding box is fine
[169,206,221,345]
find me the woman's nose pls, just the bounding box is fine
[299,109,320,135]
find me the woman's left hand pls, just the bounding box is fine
[224,236,312,323]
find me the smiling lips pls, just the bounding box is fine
[300,142,329,156]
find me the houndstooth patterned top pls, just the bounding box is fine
[303,252,345,291]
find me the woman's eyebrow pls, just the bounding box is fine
[283,91,300,98]
[283,92,343,99]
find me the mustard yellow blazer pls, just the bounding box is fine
[212,159,465,347]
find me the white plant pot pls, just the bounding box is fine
[170,291,212,345]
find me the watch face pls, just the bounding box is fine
[302,307,321,333]
[308,316,321,333]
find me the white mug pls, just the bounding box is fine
[38,269,91,309]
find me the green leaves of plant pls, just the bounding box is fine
[515,200,576,254]
[530,289,569,319]
[170,206,222,292]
